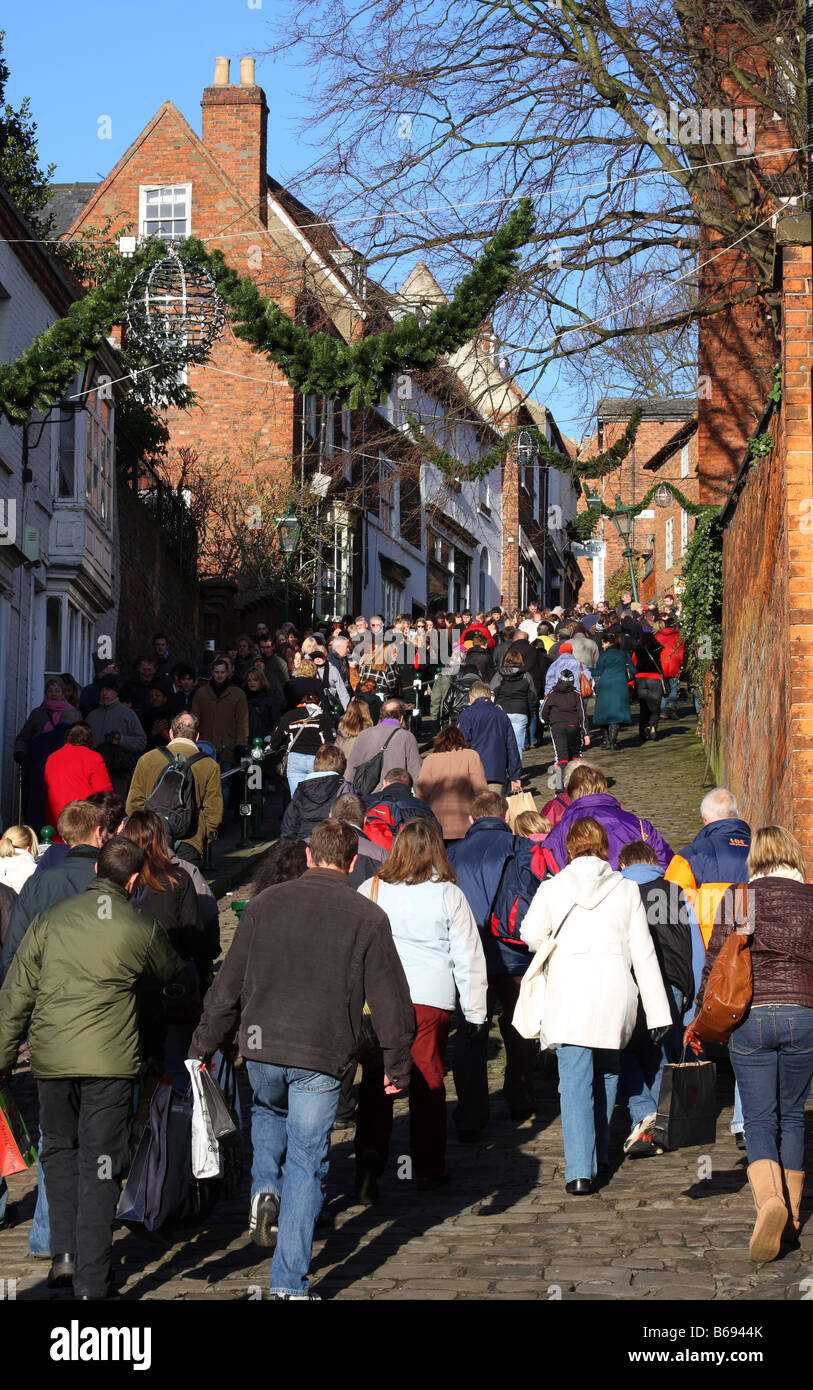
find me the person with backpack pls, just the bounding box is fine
[344,700,421,794]
[362,769,440,852]
[439,653,487,727]
[540,668,590,790]
[490,649,537,756]
[266,688,335,797]
[125,711,223,866]
[630,630,667,742]
[543,764,673,873]
[448,791,556,1140]
[456,682,522,795]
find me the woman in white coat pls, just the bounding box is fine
[0,825,39,892]
[520,815,671,1194]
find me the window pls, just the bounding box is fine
[45,596,62,674]
[324,399,335,459]
[452,547,471,611]
[139,184,191,242]
[84,387,113,528]
[319,513,353,616]
[680,507,690,556]
[341,406,352,481]
[680,444,690,479]
[665,517,674,571]
[478,548,489,611]
[379,456,399,533]
[305,394,317,439]
[58,411,76,499]
[381,576,404,627]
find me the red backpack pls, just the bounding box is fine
[362,803,402,851]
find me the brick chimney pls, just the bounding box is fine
[201,56,268,227]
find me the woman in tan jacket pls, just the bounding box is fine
[416,726,488,842]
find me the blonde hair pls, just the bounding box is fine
[300,637,319,657]
[0,824,39,858]
[297,659,318,678]
[747,826,807,881]
[514,810,551,837]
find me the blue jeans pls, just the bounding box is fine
[246,1061,341,1297]
[621,984,684,1127]
[729,1005,813,1169]
[507,713,527,756]
[731,1082,744,1135]
[286,752,315,798]
[660,677,679,713]
[557,1045,620,1182]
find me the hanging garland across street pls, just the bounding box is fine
[0,198,536,425]
[567,480,719,543]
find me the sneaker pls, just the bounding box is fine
[734,1130,747,1151]
[249,1192,280,1248]
[273,1290,321,1300]
[623,1114,663,1158]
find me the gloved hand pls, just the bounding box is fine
[648,1025,671,1046]
[461,1019,489,1042]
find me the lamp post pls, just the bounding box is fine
[584,487,639,601]
[275,506,301,622]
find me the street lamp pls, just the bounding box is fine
[516,429,538,468]
[654,483,671,509]
[275,507,301,620]
[610,494,639,602]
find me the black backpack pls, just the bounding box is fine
[441,669,480,726]
[352,727,401,796]
[145,748,208,845]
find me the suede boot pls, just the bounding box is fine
[781,1169,805,1244]
[747,1160,788,1262]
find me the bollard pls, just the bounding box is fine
[238,758,253,849]
[412,678,422,741]
[249,738,265,840]
[39,826,55,857]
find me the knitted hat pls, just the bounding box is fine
[559,641,573,654]
[558,668,575,683]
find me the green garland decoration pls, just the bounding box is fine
[567,481,719,543]
[0,199,535,425]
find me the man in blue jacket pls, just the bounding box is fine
[448,791,540,1140]
[456,682,522,794]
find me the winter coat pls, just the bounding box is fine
[664,816,751,947]
[344,720,422,793]
[266,704,335,761]
[0,879,183,1079]
[631,636,665,682]
[125,737,224,858]
[415,749,488,841]
[0,850,38,894]
[519,855,672,1048]
[700,875,813,1011]
[540,681,588,733]
[570,631,599,670]
[490,664,537,719]
[86,700,147,754]
[0,884,16,947]
[43,743,113,829]
[363,781,441,833]
[619,616,643,653]
[460,622,495,649]
[190,867,416,1087]
[592,647,635,727]
[463,646,495,681]
[358,876,488,1021]
[655,628,685,679]
[1,843,100,980]
[522,642,551,695]
[132,868,210,977]
[245,689,280,742]
[621,863,700,1013]
[14,701,81,758]
[280,771,345,841]
[544,654,592,695]
[456,698,521,785]
[544,792,673,873]
[447,816,535,976]
[541,791,572,829]
[192,682,250,764]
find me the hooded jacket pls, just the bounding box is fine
[456,698,522,784]
[540,679,588,733]
[490,662,537,719]
[447,816,535,975]
[519,855,671,1048]
[621,862,702,1013]
[544,792,673,873]
[280,771,345,841]
[544,653,592,695]
[664,816,751,946]
[1,843,100,980]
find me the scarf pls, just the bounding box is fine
[749,867,805,884]
[42,697,72,732]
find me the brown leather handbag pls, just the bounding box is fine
[693,930,753,1044]
[579,669,593,698]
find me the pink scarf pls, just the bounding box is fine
[42,697,72,733]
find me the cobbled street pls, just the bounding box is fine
[3,705,811,1301]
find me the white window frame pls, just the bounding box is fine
[478,470,491,512]
[379,454,399,533]
[83,384,114,531]
[139,183,192,243]
[665,516,674,571]
[381,576,404,628]
[680,443,690,479]
[680,507,689,557]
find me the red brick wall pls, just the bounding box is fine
[719,240,813,869]
[201,83,268,226]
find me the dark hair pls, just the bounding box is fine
[253,839,308,893]
[120,810,180,892]
[96,835,145,887]
[377,818,455,885]
[313,743,347,774]
[382,766,412,787]
[86,791,125,835]
[471,791,508,821]
[66,722,94,747]
[173,664,195,681]
[309,819,358,870]
[617,839,659,869]
[433,726,467,753]
[330,793,366,828]
[153,632,168,643]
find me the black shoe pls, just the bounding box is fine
[47,1254,75,1289]
[416,1173,450,1192]
[456,1129,482,1143]
[734,1130,747,1151]
[249,1191,280,1248]
[565,1178,593,1195]
[355,1153,380,1207]
[597,1161,612,1176]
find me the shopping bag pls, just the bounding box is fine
[506,790,537,830]
[116,1125,151,1225]
[117,1079,218,1239]
[184,1060,239,1181]
[213,1050,242,1128]
[653,1058,717,1150]
[0,1083,38,1177]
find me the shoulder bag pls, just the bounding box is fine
[692,928,753,1044]
[513,903,575,1043]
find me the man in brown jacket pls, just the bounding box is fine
[191,655,249,767]
[126,712,223,863]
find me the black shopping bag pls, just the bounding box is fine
[653,1059,717,1150]
[117,1080,218,1241]
[117,1124,151,1225]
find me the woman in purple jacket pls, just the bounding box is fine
[544,765,673,872]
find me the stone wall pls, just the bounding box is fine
[116,481,203,672]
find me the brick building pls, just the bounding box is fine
[572,399,699,605]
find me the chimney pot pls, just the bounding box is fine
[240,57,256,85]
[213,56,230,86]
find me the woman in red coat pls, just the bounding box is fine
[654,619,685,719]
[43,722,113,832]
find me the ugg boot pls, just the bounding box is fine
[747,1160,788,1262]
[781,1169,805,1244]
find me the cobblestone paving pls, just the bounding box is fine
[2,702,811,1300]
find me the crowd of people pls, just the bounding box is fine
[0,593,810,1300]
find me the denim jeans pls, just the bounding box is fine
[660,676,679,713]
[286,752,315,798]
[556,1045,620,1181]
[730,1082,744,1135]
[729,1004,813,1169]
[246,1061,341,1297]
[506,713,527,756]
[620,983,684,1127]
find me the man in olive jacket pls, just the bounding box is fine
[126,711,223,862]
[0,837,183,1300]
[189,818,415,1300]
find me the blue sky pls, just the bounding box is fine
[2,2,598,436]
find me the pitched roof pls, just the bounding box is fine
[47,183,100,238]
[643,416,698,471]
[597,396,696,423]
